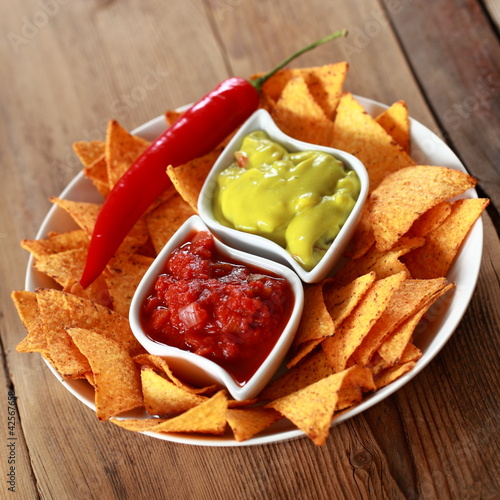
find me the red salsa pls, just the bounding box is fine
[141,231,294,385]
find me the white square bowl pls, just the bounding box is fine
[129,215,304,401]
[198,109,369,283]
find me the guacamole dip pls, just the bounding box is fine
[213,131,361,271]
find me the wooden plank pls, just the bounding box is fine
[381,0,500,211]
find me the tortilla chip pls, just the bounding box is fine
[407,201,452,237]
[165,110,182,126]
[257,62,348,119]
[368,165,477,252]
[261,350,335,400]
[133,353,220,395]
[292,283,334,347]
[332,236,424,286]
[227,407,282,442]
[167,146,224,212]
[106,253,154,317]
[375,100,410,154]
[271,76,335,146]
[322,272,406,373]
[374,361,417,389]
[403,198,489,278]
[84,155,110,198]
[332,93,414,189]
[141,366,207,416]
[377,282,455,365]
[50,197,101,236]
[21,230,89,259]
[266,365,375,445]
[323,272,376,327]
[105,120,150,188]
[347,205,375,260]
[350,278,452,367]
[145,193,196,254]
[12,291,49,355]
[67,328,143,420]
[72,141,105,167]
[286,338,323,369]
[35,248,111,307]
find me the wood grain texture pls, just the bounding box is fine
[1,0,499,498]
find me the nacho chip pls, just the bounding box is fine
[322,272,406,373]
[67,328,143,420]
[407,201,452,237]
[347,205,375,260]
[374,361,417,389]
[72,140,105,167]
[141,366,207,416]
[261,350,335,400]
[106,253,154,317]
[332,93,414,189]
[112,390,227,435]
[368,166,477,252]
[350,278,452,367]
[133,353,220,395]
[105,120,150,188]
[375,100,410,154]
[403,198,489,279]
[167,145,224,212]
[12,291,49,355]
[271,76,334,146]
[50,197,101,236]
[332,236,424,286]
[266,365,375,445]
[35,248,111,307]
[21,230,89,259]
[257,62,348,119]
[227,407,282,442]
[323,272,376,326]
[292,282,334,347]
[377,281,455,365]
[84,155,110,198]
[145,193,195,254]
[286,338,323,369]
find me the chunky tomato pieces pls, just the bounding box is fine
[141,232,293,384]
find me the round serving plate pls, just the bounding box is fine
[25,96,482,446]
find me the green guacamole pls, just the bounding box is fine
[213,131,361,271]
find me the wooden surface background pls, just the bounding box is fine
[1,0,499,498]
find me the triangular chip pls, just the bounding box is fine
[105,120,150,188]
[332,93,414,189]
[67,328,143,420]
[368,165,477,252]
[322,272,406,373]
[266,365,375,445]
[403,198,488,278]
[271,76,334,146]
[227,407,282,442]
[141,367,207,416]
[12,291,49,355]
[375,100,410,154]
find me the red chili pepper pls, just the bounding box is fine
[80,30,347,289]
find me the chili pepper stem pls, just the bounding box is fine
[249,29,348,91]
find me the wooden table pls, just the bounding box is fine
[1,0,499,498]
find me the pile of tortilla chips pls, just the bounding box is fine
[12,61,489,446]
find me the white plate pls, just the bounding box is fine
[25,96,482,446]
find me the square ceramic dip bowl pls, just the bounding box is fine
[198,109,369,283]
[129,215,304,401]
